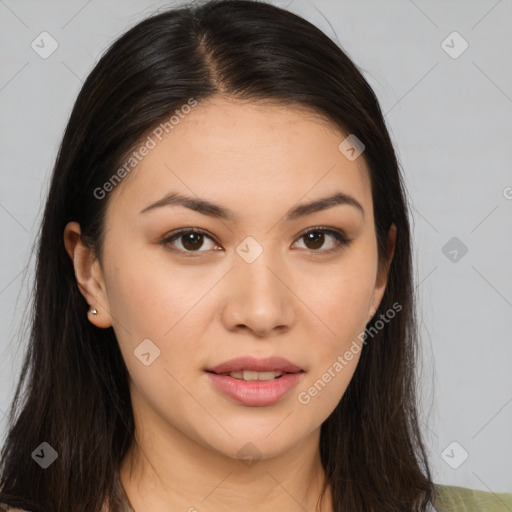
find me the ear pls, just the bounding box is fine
[367,223,396,322]
[63,221,112,328]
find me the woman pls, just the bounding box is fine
[0,1,510,511]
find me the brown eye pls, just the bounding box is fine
[294,228,351,253]
[303,231,325,250]
[161,229,218,253]
[181,232,205,251]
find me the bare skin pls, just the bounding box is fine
[64,96,395,512]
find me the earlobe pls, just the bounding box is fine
[63,221,112,328]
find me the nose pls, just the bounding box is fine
[220,251,295,337]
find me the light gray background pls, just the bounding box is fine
[1,0,511,495]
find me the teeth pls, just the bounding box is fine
[228,370,284,381]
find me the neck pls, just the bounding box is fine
[118,415,332,512]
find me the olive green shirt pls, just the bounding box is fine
[433,484,512,511]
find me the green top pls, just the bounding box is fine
[433,484,512,511]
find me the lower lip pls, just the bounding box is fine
[205,371,304,407]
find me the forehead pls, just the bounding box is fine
[106,97,372,216]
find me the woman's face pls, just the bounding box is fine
[67,96,393,462]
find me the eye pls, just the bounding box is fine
[161,228,219,254]
[293,227,352,254]
[161,227,352,256]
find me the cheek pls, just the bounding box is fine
[297,240,377,393]
[102,242,218,389]
[297,349,360,420]
[304,275,371,377]
[103,243,201,337]
[296,267,374,420]
[104,252,201,406]
[301,250,377,338]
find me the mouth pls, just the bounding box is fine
[205,355,304,375]
[204,356,305,407]
[205,369,300,381]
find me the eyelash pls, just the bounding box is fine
[160,226,352,257]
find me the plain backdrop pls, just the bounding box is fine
[1,0,511,494]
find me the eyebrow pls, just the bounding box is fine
[139,191,364,221]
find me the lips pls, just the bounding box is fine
[205,356,304,406]
[205,355,304,375]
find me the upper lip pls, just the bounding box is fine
[206,356,304,374]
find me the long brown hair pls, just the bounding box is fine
[0,1,434,510]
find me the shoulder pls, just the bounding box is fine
[434,483,512,511]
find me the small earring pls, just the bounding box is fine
[88,307,98,316]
